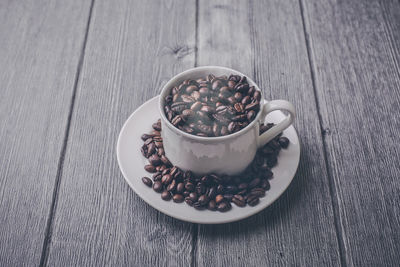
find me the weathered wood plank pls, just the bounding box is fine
[196,0,341,266]
[301,0,400,266]
[0,0,91,265]
[45,0,196,266]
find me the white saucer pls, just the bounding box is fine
[117,96,300,224]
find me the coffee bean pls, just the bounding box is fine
[199,87,209,96]
[153,181,163,193]
[152,172,162,181]
[141,133,155,141]
[182,109,195,118]
[207,200,217,211]
[207,186,217,199]
[194,202,206,210]
[215,194,224,204]
[171,102,187,113]
[200,105,215,114]
[212,80,223,90]
[228,80,236,88]
[245,102,259,111]
[217,185,225,194]
[167,180,176,192]
[232,195,246,207]
[223,194,233,201]
[249,178,260,188]
[260,179,271,190]
[150,154,162,166]
[241,96,251,105]
[173,194,184,203]
[228,121,239,133]
[160,155,171,166]
[238,183,248,190]
[220,126,228,136]
[144,164,156,173]
[247,110,256,121]
[183,191,190,197]
[176,183,185,193]
[172,115,184,126]
[279,137,290,148]
[217,201,231,212]
[185,197,194,206]
[198,195,209,205]
[152,123,161,131]
[250,187,266,197]
[185,182,195,192]
[191,91,201,101]
[190,101,202,111]
[253,90,261,101]
[161,174,173,185]
[247,195,260,206]
[189,192,198,202]
[161,191,172,201]
[142,177,152,187]
[186,85,198,94]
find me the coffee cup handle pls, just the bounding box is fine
[258,100,296,148]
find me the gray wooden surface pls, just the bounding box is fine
[0,0,399,266]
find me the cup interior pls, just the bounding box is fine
[159,66,264,141]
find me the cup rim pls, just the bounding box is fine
[158,66,264,142]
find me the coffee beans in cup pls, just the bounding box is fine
[164,74,261,137]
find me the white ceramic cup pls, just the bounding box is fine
[159,66,295,175]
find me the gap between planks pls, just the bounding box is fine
[38,0,96,266]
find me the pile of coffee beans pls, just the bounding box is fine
[164,74,261,137]
[140,119,290,212]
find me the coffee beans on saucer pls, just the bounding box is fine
[164,74,261,137]
[140,119,290,212]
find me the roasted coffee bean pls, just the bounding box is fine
[161,191,172,201]
[232,195,246,207]
[223,194,234,201]
[144,164,156,173]
[182,109,195,118]
[235,83,249,94]
[217,185,225,194]
[220,126,228,136]
[176,183,185,193]
[190,101,202,111]
[160,155,171,166]
[172,115,184,126]
[279,137,290,148]
[247,195,260,206]
[238,183,248,190]
[152,123,161,131]
[247,110,256,121]
[196,183,207,195]
[253,90,261,101]
[167,180,177,192]
[173,194,184,203]
[161,174,173,185]
[260,179,271,190]
[199,87,209,96]
[183,191,190,197]
[249,178,260,188]
[151,130,161,136]
[217,201,231,212]
[153,181,163,193]
[207,186,217,199]
[250,187,266,197]
[191,90,201,101]
[144,138,153,145]
[225,185,238,194]
[215,194,224,204]
[181,95,195,103]
[171,102,187,113]
[185,197,194,206]
[188,192,198,202]
[194,202,206,210]
[185,182,195,192]
[152,172,162,181]
[186,85,198,94]
[228,80,236,88]
[232,114,247,122]
[198,195,209,205]
[142,177,152,187]
[149,154,161,166]
[228,121,239,133]
[245,102,259,111]
[157,148,165,156]
[212,80,223,90]
[161,168,170,176]
[241,95,251,105]
[141,133,155,141]
[207,200,217,211]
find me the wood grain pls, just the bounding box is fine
[301,0,400,266]
[196,0,341,266]
[0,0,91,265]
[45,0,197,266]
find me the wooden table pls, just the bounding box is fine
[1,0,399,266]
